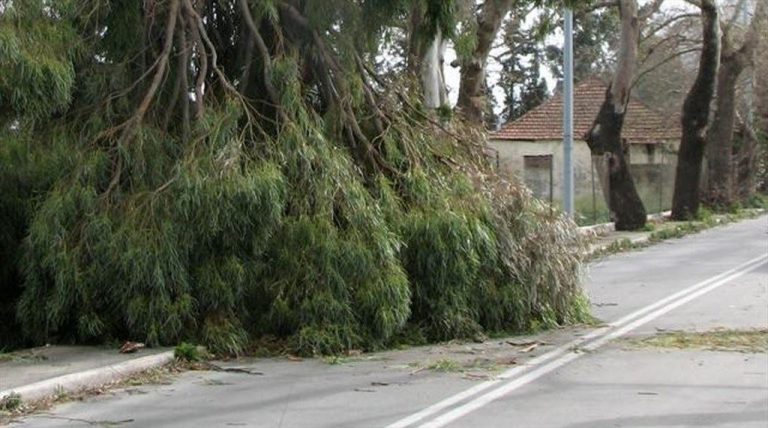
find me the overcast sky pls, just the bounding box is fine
[442,0,700,120]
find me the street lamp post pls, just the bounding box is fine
[563,8,575,217]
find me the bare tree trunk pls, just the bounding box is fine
[585,0,647,230]
[705,9,760,207]
[407,6,449,110]
[671,0,720,220]
[421,28,449,109]
[456,0,514,124]
[735,120,759,199]
[705,45,740,207]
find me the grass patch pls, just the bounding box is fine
[649,222,705,241]
[428,359,463,373]
[630,329,768,353]
[174,343,205,362]
[0,393,22,412]
[0,350,47,363]
[589,238,638,259]
[589,207,766,260]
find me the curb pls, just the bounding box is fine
[578,210,671,236]
[0,351,175,404]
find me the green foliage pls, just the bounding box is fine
[17,110,287,353]
[1,0,590,357]
[419,0,458,40]
[428,358,462,372]
[174,342,202,362]
[0,392,22,412]
[0,9,78,120]
[401,209,489,340]
[0,132,78,348]
[743,194,768,209]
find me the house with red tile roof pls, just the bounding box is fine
[488,76,681,213]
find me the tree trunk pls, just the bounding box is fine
[585,0,646,231]
[735,121,759,199]
[671,0,720,220]
[456,0,514,124]
[705,12,760,207]
[705,46,740,207]
[421,28,449,109]
[407,6,448,110]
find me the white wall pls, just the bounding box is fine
[488,139,594,201]
[488,139,680,207]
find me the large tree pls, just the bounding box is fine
[671,0,721,219]
[0,0,588,353]
[704,0,764,206]
[496,5,553,122]
[456,0,516,123]
[584,0,662,231]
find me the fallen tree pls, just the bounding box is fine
[0,0,588,355]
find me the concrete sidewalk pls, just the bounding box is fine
[0,345,173,404]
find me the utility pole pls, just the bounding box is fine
[563,8,575,217]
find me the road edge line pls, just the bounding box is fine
[417,256,767,428]
[385,253,767,428]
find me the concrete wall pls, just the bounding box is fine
[488,139,593,201]
[488,139,679,218]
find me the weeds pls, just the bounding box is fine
[0,393,22,412]
[428,359,463,373]
[630,329,768,353]
[174,343,203,362]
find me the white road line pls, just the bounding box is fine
[385,253,767,428]
[417,255,767,428]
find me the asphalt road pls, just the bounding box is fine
[11,216,768,428]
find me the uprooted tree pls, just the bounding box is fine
[0,0,589,354]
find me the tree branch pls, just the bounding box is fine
[641,12,699,42]
[239,0,290,123]
[632,46,701,88]
[639,0,665,22]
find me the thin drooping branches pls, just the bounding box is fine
[135,0,181,127]
[239,0,290,124]
[104,0,182,195]
[3,0,593,356]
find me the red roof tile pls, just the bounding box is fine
[490,76,681,143]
